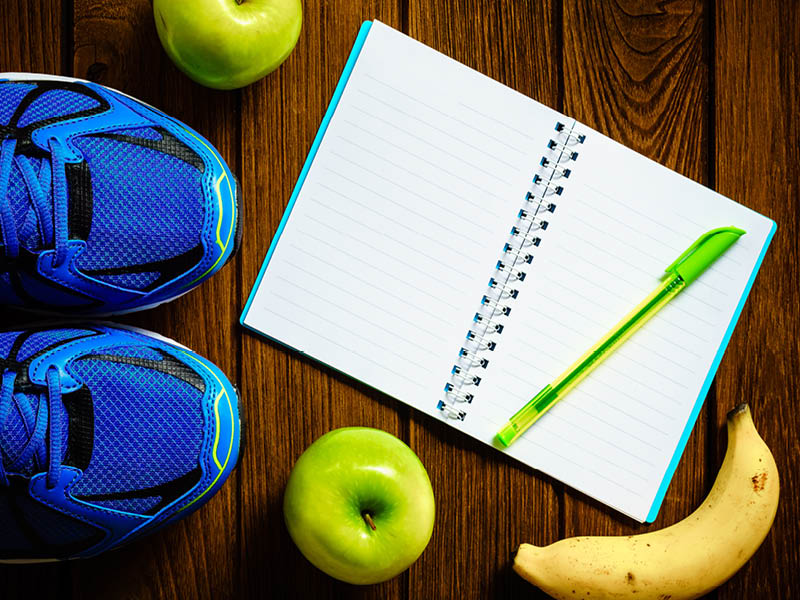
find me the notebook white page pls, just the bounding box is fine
[243,21,570,413]
[243,21,775,521]
[463,129,774,520]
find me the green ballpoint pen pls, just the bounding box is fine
[496,226,746,448]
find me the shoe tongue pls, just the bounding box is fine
[0,391,70,477]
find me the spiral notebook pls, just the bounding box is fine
[241,20,775,522]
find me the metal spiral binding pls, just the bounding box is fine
[437,120,585,420]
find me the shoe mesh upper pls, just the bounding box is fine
[17,327,96,361]
[1,80,217,299]
[71,135,205,278]
[1,330,206,520]
[0,83,35,125]
[68,354,204,499]
[17,88,101,128]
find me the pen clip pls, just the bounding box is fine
[663,226,746,285]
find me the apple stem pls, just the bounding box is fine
[362,511,377,531]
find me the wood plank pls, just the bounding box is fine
[560,0,713,540]
[237,2,405,598]
[69,1,242,598]
[0,1,71,598]
[714,1,800,597]
[405,2,561,598]
[0,0,64,75]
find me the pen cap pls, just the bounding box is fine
[665,226,746,285]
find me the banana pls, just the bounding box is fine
[513,403,779,600]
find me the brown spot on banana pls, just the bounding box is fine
[751,471,767,492]
[511,403,779,600]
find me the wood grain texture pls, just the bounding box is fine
[561,0,714,547]
[713,1,800,598]
[1,0,798,598]
[237,2,404,598]
[405,2,561,598]
[0,0,65,76]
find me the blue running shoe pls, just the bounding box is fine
[0,74,241,314]
[0,323,241,561]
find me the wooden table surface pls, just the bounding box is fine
[1,1,798,598]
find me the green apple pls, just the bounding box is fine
[153,0,302,90]
[283,427,435,585]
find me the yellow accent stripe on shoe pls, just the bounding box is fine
[177,352,236,512]
[182,129,237,287]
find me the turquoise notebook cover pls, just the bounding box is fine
[240,20,373,325]
[240,20,776,523]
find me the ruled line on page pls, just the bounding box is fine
[284,248,449,327]
[490,375,673,440]
[490,383,667,453]
[538,258,713,345]
[458,101,540,144]
[573,194,740,279]
[351,104,510,184]
[329,150,495,235]
[297,219,465,306]
[554,243,655,291]
[323,169,486,247]
[534,410,656,472]
[556,227,724,313]
[572,195,679,255]
[342,118,513,202]
[364,73,527,155]
[527,291,699,373]
[520,294,700,356]
[355,87,521,172]
[552,401,666,453]
[278,253,450,344]
[567,210,672,266]
[303,199,476,282]
[510,303,699,373]
[491,358,676,425]
[335,134,499,217]
[567,210,730,297]
[553,243,721,330]
[524,292,695,390]
[580,180,694,240]
[580,180,745,269]
[287,234,461,313]
[527,417,654,480]
[269,289,435,374]
[497,350,682,414]
[274,276,442,359]
[480,410,648,497]
[259,307,427,387]
[314,182,482,267]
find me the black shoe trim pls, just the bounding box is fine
[231,174,243,258]
[81,243,205,293]
[76,348,206,393]
[0,80,111,158]
[3,249,104,312]
[0,475,106,560]
[62,386,94,473]
[65,160,94,241]
[74,466,203,516]
[88,127,205,172]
